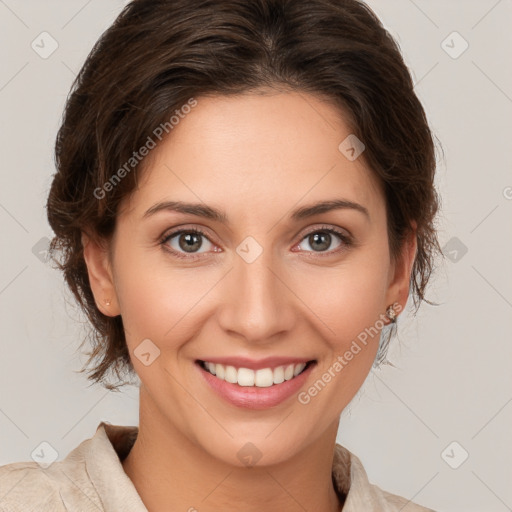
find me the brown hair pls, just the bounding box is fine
[47,0,442,390]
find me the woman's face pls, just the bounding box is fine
[87,91,414,466]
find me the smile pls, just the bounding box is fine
[199,360,313,388]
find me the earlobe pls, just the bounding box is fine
[386,223,418,321]
[81,231,120,316]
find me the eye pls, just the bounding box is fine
[160,224,353,260]
[161,227,217,259]
[295,226,352,255]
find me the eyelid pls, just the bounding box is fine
[292,223,353,255]
[299,223,352,240]
[160,224,217,243]
[159,225,219,260]
[160,223,353,259]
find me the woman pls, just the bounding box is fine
[0,0,440,510]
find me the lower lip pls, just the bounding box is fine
[196,361,315,410]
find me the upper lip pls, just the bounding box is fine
[197,356,315,371]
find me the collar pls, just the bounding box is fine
[87,422,396,512]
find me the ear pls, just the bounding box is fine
[81,231,120,317]
[385,222,418,320]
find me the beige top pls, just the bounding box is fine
[0,422,435,511]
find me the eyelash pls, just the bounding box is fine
[160,225,353,260]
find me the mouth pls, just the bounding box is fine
[197,359,315,388]
[195,357,317,409]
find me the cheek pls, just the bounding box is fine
[291,258,389,347]
[293,273,387,417]
[113,248,219,351]
[287,252,389,407]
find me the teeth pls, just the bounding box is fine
[202,361,309,387]
[238,367,255,386]
[215,364,225,380]
[273,366,285,384]
[255,368,273,387]
[293,362,306,376]
[224,365,237,384]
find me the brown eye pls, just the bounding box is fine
[178,232,203,253]
[162,228,216,258]
[296,227,351,255]
[307,231,333,252]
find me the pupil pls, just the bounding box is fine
[177,232,332,254]
[179,233,202,252]
[310,232,330,252]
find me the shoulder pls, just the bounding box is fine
[332,443,436,512]
[0,463,64,512]
[0,422,143,512]
[377,485,436,511]
[0,434,102,512]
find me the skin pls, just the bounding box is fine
[82,90,417,512]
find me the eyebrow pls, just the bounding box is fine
[143,198,370,223]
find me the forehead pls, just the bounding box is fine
[121,91,385,223]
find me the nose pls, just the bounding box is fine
[217,247,296,345]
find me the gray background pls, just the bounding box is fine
[1,1,511,511]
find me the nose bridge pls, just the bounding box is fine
[218,243,295,342]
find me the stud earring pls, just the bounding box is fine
[104,299,111,307]
[385,304,397,323]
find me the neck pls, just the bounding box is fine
[122,387,344,512]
